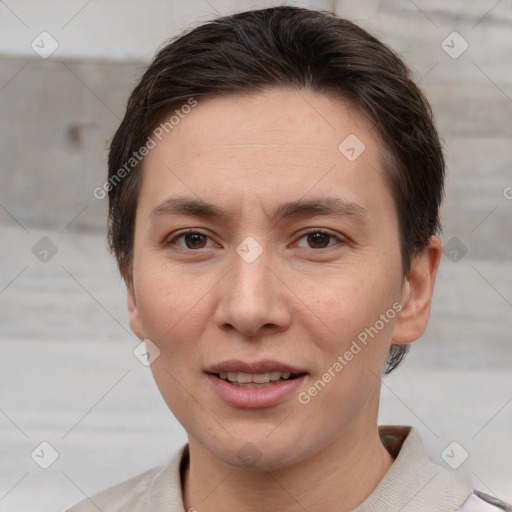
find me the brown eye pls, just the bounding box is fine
[307,232,331,248]
[297,229,340,249]
[167,230,213,250]
[183,232,207,249]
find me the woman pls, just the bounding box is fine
[68,6,511,511]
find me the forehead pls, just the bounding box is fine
[155,88,380,160]
[138,88,393,223]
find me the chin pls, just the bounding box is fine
[204,432,310,472]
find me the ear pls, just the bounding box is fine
[391,236,442,345]
[120,264,144,340]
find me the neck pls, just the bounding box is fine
[182,420,394,512]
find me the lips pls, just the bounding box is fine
[204,359,308,407]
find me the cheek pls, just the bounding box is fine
[134,260,202,339]
[133,261,209,390]
[299,287,399,427]
[311,264,400,348]
[135,268,203,417]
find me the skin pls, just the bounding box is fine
[125,88,442,512]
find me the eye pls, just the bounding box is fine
[165,229,217,250]
[296,229,342,249]
[165,228,344,251]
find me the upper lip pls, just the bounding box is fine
[205,359,308,375]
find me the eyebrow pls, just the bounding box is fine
[150,196,368,223]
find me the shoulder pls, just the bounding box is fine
[65,444,189,512]
[65,464,164,512]
[457,491,512,512]
[371,426,511,512]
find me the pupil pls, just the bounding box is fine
[309,232,329,248]
[186,233,205,248]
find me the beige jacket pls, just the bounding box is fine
[66,425,508,511]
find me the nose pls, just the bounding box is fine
[213,241,292,339]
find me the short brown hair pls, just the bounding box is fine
[107,6,445,374]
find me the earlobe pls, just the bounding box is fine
[391,236,443,345]
[122,266,144,340]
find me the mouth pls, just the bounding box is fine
[205,359,308,385]
[204,360,308,407]
[214,371,303,388]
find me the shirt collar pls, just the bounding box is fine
[354,425,473,511]
[148,425,473,512]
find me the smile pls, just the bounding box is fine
[217,371,299,387]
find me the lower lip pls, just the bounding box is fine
[206,373,307,409]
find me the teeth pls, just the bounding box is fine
[253,373,270,383]
[218,371,293,383]
[234,372,252,383]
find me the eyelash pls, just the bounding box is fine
[165,228,344,251]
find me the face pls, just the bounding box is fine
[126,88,432,470]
